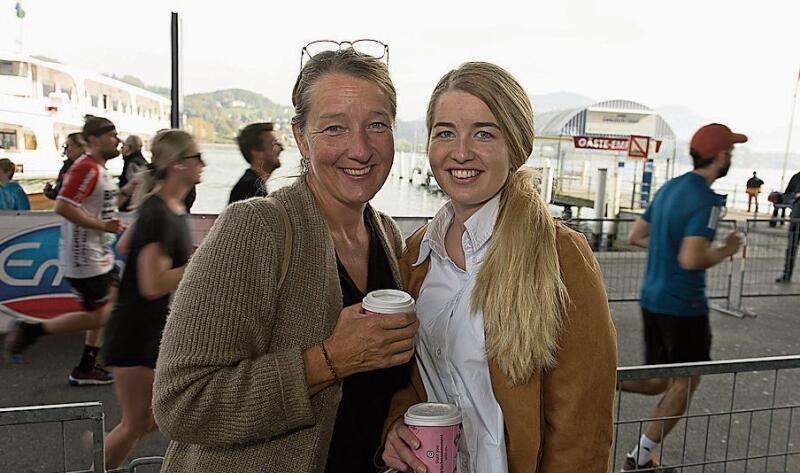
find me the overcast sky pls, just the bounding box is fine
[2,0,800,152]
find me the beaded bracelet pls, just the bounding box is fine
[320,341,342,384]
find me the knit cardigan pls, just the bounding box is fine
[152,179,404,472]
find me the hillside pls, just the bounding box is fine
[182,89,294,141]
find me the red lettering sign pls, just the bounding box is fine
[572,136,629,151]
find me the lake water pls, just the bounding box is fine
[192,144,448,216]
[24,143,797,217]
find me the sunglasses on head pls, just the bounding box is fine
[300,39,389,71]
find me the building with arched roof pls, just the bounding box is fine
[529,99,678,212]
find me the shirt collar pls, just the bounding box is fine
[413,192,502,266]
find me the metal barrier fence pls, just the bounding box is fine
[562,218,737,305]
[737,219,800,307]
[0,401,163,473]
[0,402,104,473]
[3,355,800,473]
[614,355,800,472]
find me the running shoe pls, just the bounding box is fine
[4,320,38,357]
[621,455,676,472]
[68,365,114,386]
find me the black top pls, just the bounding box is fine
[746,176,764,188]
[228,168,267,205]
[119,151,149,212]
[784,172,800,217]
[184,186,196,213]
[44,159,73,200]
[102,195,192,368]
[325,212,410,473]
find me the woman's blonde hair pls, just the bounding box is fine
[130,129,194,209]
[426,62,568,385]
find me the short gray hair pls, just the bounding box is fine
[124,135,143,153]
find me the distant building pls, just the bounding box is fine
[531,99,677,212]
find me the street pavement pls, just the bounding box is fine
[1,295,799,472]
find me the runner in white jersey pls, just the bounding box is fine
[59,154,118,278]
[6,116,125,386]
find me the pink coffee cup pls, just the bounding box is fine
[404,402,461,473]
[362,289,415,315]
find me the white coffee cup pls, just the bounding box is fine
[362,289,415,315]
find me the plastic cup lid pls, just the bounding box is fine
[362,289,415,314]
[404,402,462,427]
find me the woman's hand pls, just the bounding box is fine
[325,303,418,378]
[383,418,427,473]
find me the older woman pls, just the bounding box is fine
[382,62,617,472]
[152,47,418,472]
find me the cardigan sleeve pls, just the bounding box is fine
[152,200,315,446]
[539,228,617,472]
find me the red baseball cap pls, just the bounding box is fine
[690,123,748,160]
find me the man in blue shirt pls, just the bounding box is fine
[620,123,746,472]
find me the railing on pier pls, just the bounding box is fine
[614,355,800,472]
[562,218,737,306]
[736,219,800,310]
[4,355,800,472]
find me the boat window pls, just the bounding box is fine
[43,81,56,96]
[0,60,29,77]
[24,132,37,151]
[0,131,17,151]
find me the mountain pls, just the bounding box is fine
[85,72,777,150]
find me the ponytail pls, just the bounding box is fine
[129,165,160,210]
[471,168,568,385]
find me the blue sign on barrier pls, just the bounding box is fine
[0,223,122,321]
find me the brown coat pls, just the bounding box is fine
[385,224,617,473]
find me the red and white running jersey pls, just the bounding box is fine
[57,155,118,278]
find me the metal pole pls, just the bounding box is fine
[671,140,677,179]
[594,168,608,249]
[556,135,564,194]
[170,11,181,129]
[780,71,799,190]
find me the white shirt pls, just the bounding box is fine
[414,192,509,473]
[57,155,118,278]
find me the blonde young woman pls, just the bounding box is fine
[101,129,204,469]
[382,62,617,472]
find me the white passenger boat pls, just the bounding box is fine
[0,52,170,179]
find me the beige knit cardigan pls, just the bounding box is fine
[152,179,404,472]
